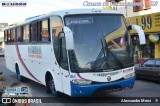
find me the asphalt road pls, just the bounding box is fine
[0,57,160,106]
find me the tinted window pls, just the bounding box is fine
[60,36,69,70]
[65,15,132,72]
[155,60,160,67]
[23,25,30,42]
[144,60,154,67]
[7,30,11,43]
[31,22,38,42]
[10,29,15,42]
[41,20,49,42]
[4,30,8,43]
[52,16,63,63]
[17,27,23,42]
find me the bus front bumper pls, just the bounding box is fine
[70,77,135,97]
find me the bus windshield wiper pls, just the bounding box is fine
[92,16,124,70]
[90,38,106,71]
[91,37,124,71]
[104,40,124,69]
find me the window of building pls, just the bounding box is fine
[144,0,151,10]
[31,22,38,42]
[41,20,49,42]
[133,0,144,12]
[23,25,30,42]
[10,29,15,42]
[17,27,23,42]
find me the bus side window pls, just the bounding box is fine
[7,30,11,43]
[17,27,23,42]
[4,30,8,44]
[10,29,15,42]
[40,19,49,42]
[51,16,69,70]
[23,25,30,43]
[60,36,69,70]
[31,22,38,42]
[52,16,63,61]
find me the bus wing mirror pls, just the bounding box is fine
[63,26,74,50]
[128,24,146,45]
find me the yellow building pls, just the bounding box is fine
[126,12,160,58]
[116,0,160,59]
[0,23,8,48]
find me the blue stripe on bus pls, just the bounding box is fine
[70,77,135,97]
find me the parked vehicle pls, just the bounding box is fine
[0,48,4,57]
[135,58,160,82]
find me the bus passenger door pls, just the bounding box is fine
[60,67,70,95]
[51,16,70,95]
[59,36,71,95]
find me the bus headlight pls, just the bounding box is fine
[72,79,92,85]
[124,73,135,79]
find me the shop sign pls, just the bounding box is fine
[126,12,160,33]
[149,34,159,43]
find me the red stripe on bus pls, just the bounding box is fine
[76,73,88,80]
[14,40,41,83]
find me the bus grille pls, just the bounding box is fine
[94,85,122,95]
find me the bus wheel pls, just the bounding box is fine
[16,65,25,82]
[47,75,58,96]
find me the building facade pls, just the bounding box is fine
[116,0,160,60]
[0,23,8,48]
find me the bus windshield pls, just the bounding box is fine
[65,14,133,72]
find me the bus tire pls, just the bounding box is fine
[46,74,59,96]
[16,64,26,82]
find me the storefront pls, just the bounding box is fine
[126,12,160,62]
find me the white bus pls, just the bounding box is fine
[4,8,146,97]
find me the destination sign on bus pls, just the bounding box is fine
[66,18,93,25]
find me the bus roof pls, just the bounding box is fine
[4,8,123,30]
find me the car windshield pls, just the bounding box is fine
[65,14,133,72]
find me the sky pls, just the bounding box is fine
[0,0,105,24]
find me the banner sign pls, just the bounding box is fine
[126,12,160,33]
